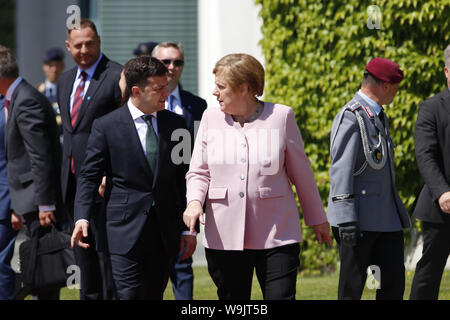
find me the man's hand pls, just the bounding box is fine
[71,221,90,249]
[179,234,197,260]
[312,221,332,247]
[183,200,205,235]
[39,210,56,227]
[11,211,23,231]
[98,176,106,198]
[438,191,450,214]
[338,222,360,247]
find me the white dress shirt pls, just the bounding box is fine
[69,53,103,113]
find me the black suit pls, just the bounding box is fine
[178,89,207,140]
[6,79,62,299]
[75,105,188,299]
[410,88,450,299]
[57,54,123,300]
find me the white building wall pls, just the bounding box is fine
[198,0,265,109]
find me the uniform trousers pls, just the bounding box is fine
[409,221,450,300]
[332,227,405,300]
[205,243,300,300]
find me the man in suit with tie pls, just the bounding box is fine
[71,55,196,299]
[0,45,63,299]
[327,58,411,300]
[153,42,207,300]
[410,44,450,300]
[57,18,122,300]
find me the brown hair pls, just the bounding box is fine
[0,45,19,78]
[213,53,264,96]
[67,18,99,38]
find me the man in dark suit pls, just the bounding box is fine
[0,45,62,299]
[153,42,207,300]
[410,44,450,300]
[71,56,196,299]
[57,18,123,300]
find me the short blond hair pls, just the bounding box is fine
[213,53,264,96]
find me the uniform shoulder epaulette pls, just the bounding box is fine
[346,102,374,119]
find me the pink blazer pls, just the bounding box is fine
[186,102,327,250]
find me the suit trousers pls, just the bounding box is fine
[109,211,172,300]
[410,221,450,300]
[67,173,116,300]
[332,227,405,300]
[22,212,60,300]
[205,243,300,300]
[0,219,17,300]
[170,253,193,300]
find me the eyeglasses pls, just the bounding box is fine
[161,59,184,67]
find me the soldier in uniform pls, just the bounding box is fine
[36,47,65,143]
[327,57,411,300]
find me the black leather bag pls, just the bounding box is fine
[15,225,75,299]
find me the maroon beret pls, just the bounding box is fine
[365,57,404,84]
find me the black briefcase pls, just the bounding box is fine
[15,225,75,299]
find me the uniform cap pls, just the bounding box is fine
[365,57,404,84]
[43,47,64,63]
[133,41,159,56]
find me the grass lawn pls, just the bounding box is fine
[55,267,450,300]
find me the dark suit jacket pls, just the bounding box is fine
[5,80,62,217]
[74,106,189,256]
[179,89,207,143]
[414,88,450,224]
[57,55,123,203]
[0,97,11,220]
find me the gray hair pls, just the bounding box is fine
[152,42,185,60]
[445,44,450,67]
[0,45,19,78]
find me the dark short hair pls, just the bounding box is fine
[0,45,19,78]
[362,70,384,87]
[67,18,99,38]
[124,55,168,96]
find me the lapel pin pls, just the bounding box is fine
[87,96,91,101]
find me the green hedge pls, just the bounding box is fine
[256,0,450,274]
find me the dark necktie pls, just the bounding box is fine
[141,114,158,174]
[71,71,87,127]
[378,109,385,124]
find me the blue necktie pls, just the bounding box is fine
[167,94,174,112]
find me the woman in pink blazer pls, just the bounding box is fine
[183,53,330,300]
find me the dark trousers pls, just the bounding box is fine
[22,212,60,300]
[67,173,115,300]
[170,254,193,300]
[109,212,172,300]
[410,221,450,300]
[0,219,17,300]
[205,243,300,300]
[332,227,405,300]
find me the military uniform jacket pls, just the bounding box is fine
[327,92,411,231]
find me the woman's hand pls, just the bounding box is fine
[183,200,205,235]
[312,221,332,247]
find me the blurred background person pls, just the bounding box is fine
[183,53,330,300]
[134,41,158,57]
[153,41,207,300]
[36,47,65,144]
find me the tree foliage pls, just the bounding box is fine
[256,0,450,274]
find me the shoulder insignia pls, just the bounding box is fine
[362,106,375,119]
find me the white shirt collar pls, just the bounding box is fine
[5,77,23,101]
[127,99,158,120]
[76,53,103,80]
[358,89,383,115]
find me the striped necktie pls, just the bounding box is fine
[71,71,87,127]
[141,114,158,174]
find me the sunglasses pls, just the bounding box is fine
[161,59,184,67]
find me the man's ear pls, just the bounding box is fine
[131,85,141,97]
